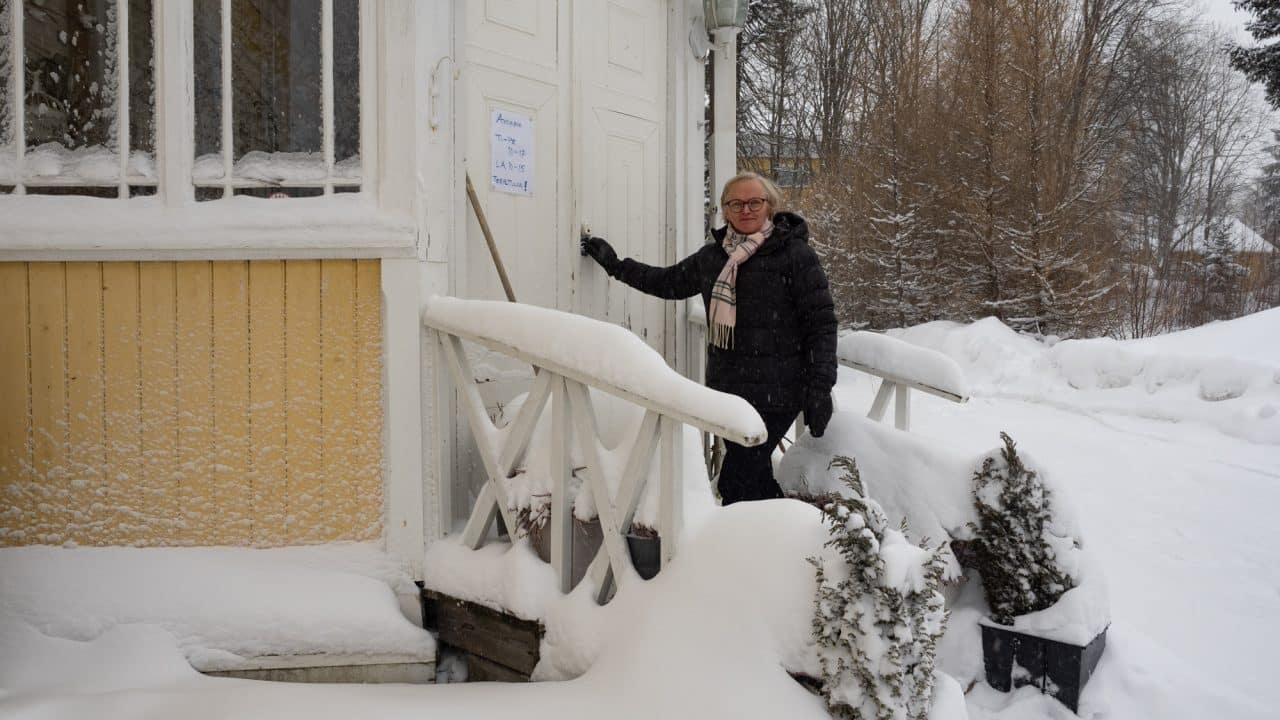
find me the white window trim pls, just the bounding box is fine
[0,0,416,261]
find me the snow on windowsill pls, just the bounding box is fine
[0,142,157,183]
[0,192,416,261]
[192,151,361,184]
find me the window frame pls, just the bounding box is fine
[1,0,414,261]
[4,0,156,196]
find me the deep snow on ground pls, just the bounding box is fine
[0,543,433,671]
[838,306,1280,719]
[2,308,1278,719]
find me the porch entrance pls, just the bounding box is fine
[455,0,674,528]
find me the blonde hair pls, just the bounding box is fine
[719,171,784,212]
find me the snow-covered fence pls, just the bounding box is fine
[837,332,970,431]
[423,297,767,601]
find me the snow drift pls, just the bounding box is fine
[887,311,1280,444]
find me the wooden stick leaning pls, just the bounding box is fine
[465,172,518,303]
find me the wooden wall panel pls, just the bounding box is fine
[0,260,384,548]
[0,265,31,543]
[285,260,324,543]
[212,262,253,544]
[102,263,141,544]
[249,260,287,546]
[65,262,105,543]
[175,262,215,544]
[140,263,180,539]
[28,264,68,543]
[354,259,383,540]
[322,260,358,538]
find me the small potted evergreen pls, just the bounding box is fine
[968,433,1107,711]
[810,456,951,719]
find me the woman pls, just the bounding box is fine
[580,172,837,504]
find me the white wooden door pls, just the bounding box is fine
[453,0,671,529]
[573,0,670,355]
[458,0,569,527]
[462,0,566,310]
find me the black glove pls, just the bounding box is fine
[805,392,833,438]
[580,236,621,277]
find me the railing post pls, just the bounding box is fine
[869,380,894,422]
[894,382,911,431]
[659,416,682,567]
[549,375,573,593]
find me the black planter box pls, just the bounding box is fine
[625,532,661,580]
[981,623,1107,712]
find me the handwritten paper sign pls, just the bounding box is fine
[491,109,534,196]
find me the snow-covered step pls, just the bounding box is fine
[0,544,438,686]
[201,652,435,684]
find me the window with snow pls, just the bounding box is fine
[192,0,360,200]
[0,0,156,197]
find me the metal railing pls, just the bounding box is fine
[424,297,765,603]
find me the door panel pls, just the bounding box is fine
[462,64,561,308]
[575,0,668,354]
[457,0,568,526]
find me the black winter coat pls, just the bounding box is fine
[614,211,838,413]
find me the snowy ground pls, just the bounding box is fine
[847,376,1279,719]
[2,310,1277,719]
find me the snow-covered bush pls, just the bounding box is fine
[811,456,950,720]
[970,433,1078,624]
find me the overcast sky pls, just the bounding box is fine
[1199,0,1253,41]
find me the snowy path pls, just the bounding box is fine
[840,370,1280,719]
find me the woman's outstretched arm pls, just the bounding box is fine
[582,235,708,300]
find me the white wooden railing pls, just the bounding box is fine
[685,300,969,436]
[836,331,970,430]
[425,297,766,603]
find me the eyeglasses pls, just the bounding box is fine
[724,197,768,214]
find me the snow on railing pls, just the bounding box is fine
[423,296,766,601]
[837,331,970,431]
[688,303,970,435]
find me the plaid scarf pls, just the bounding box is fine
[708,220,773,349]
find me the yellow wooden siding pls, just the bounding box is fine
[0,260,383,547]
[175,262,215,543]
[285,260,324,542]
[0,265,30,541]
[28,264,69,542]
[212,261,253,544]
[353,260,383,538]
[103,262,143,543]
[249,260,288,547]
[65,263,106,539]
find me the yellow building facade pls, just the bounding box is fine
[0,260,383,547]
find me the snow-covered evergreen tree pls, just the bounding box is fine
[805,178,869,328]
[943,0,1018,325]
[0,0,11,150]
[98,1,120,149]
[811,456,949,720]
[1197,221,1247,322]
[971,433,1078,625]
[1230,0,1280,109]
[858,0,945,330]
